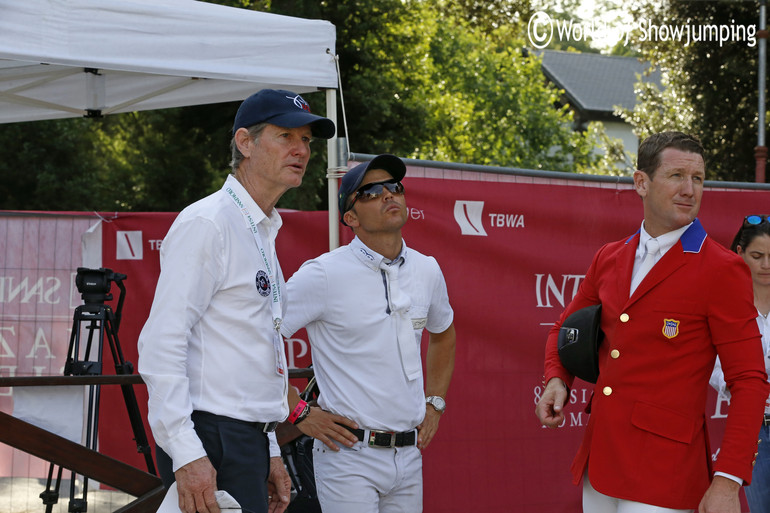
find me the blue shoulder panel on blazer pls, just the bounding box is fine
[623,219,706,253]
[680,218,707,253]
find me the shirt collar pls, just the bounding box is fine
[636,220,690,259]
[627,218,706,256]
[349,236,408,271]
[224,174,283,236]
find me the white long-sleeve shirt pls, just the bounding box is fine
[138,175,288,471]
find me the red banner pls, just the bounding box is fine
[2,169,769,512]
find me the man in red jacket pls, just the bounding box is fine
[535,131,769,513]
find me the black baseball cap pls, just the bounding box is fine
[338,154,406,219]
[232,89,335,139]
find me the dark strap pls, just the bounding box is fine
[342,425,417,448]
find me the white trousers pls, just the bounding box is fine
[583,476,693,513]
[313,438,422,513]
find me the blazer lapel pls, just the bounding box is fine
[626,219,707,305]
[629,243,686,302]
[617,232,639,300]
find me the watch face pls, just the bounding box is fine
[428,396,446,412]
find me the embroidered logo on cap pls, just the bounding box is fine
[256,270,271,297]
[286,94,311,112]
[662,318,680,339]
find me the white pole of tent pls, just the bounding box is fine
[326,88,340,250]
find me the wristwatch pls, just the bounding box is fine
[426,395,446,413]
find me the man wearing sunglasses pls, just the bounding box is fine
[280,154,456,513]
[535,131,769,513]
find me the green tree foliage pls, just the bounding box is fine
[0,0,609,212]
[0,117,124,211]
[271,0,601,171]
[418,20,599,171]
[624,0,766,181]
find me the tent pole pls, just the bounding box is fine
[756,0,767,183]
[326,88,340,250]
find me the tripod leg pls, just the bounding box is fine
[39,463,60,513]
[105,315,157,475]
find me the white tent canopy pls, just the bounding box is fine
[0,0,338,122]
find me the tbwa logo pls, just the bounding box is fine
[453,200,525,236]
[116,231,143,260]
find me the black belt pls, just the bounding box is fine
[763,415,770,426]
[343,425,417,448]
[192,410,278,433]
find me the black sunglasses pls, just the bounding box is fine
[744,215,770,226]
[347,180,405,211]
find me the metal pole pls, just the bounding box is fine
[326,88,340,250]
[756,0,767,183]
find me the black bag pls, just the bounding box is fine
[283,375,322,513]
[283,434,321,513]
[557,304,603,384]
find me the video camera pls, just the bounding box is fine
[75,267,127,304]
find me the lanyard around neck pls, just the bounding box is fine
[225,185,283,332]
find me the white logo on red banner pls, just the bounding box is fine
[116,231,143,260]
[454,201,487,236]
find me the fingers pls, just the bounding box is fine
[267,485,290,513]
[416,408,441,450]
[417,427,436,450]
[296,408,359,449]
[327,411,358,429]
[535,378,569,428]
[536,400,565,428]
[268,457,292,513]
[175,457,220,513]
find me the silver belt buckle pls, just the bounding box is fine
[368,429,396,447]
[263,421,278,433]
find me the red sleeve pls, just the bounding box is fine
[544,243,608,389]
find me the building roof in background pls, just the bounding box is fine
[539,50,662,118]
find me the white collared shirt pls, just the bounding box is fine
[632,220,691,279]
[281,236,454,432]
[138,174,288,471]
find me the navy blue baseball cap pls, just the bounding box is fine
[232,89,335,139]
[338,154,406,221]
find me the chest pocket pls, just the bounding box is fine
[410,304,429,331]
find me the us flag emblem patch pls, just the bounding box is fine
[663,319,680,339]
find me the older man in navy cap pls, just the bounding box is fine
[281,155,457,513]
[139,89,339,513]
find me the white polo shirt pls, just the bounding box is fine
[138,174,288,471]
[281,236,454,432]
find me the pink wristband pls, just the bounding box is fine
[288,400,308,423]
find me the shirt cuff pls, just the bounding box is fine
[167,429,208,473]
[268,431,280,458]
[714,471,743,486]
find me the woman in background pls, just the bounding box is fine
[711,214,770,513]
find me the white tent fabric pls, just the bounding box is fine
[0,0,337,123]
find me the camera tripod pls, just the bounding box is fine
[40,268,155,513]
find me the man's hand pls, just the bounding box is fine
[698,475,741,513]
[535,378,568,428]
[267,457,291,513]
[417,404,442,450]
[296,407,359,451]
[175,456,219,513]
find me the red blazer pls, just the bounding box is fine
[544,219,769,509]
